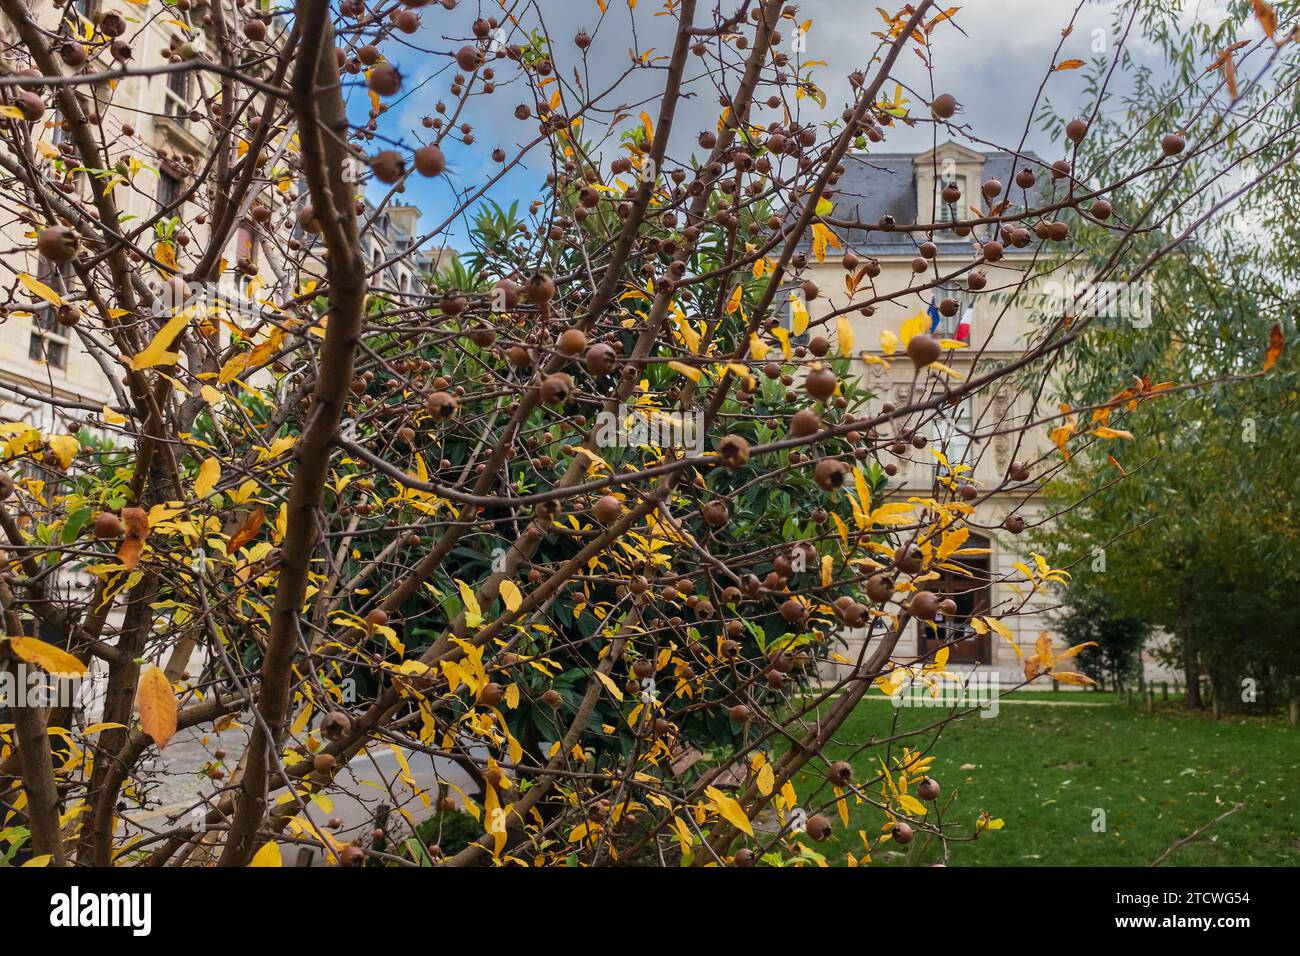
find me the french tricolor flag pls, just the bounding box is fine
[954,305,972,343]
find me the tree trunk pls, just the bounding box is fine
[1183,633,1202,710]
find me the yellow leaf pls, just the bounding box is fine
[881,329,898,355]
[1050,423,1075,460]
[757,761,774,796]
[80,722,126,735]
[810,222,841,263]
[194,457,220,498]
[772,326,792,359]
[852,466,870,516]
[846,487,867,531]
[8,635,86,676]
[900,312,927,346]
[669,815,693,851]
[726,283,743,315]
[672,313,701,354]
[780,779,797,811]
[101,405,127,425]
[831,511,849,548]
[1093,426,1134,440]
[668,360,701,382]
[927,361,962,378]
[1052,671,1096,687]
[17,273,65,307]
[129,308,194,370]
[788,293,809,336]
[984,616,1013,639]
[868,503,913,525]
[567,820,592,843]
[821,554,834,587]
[499,579,522,612]
[705,785,753,836]
[594,669,624,702]
[981,616,1019,656]
[836,317,854,356]
[47,434,79,468]
[1035,631,1054,668]
[748,332,770,360]
[457,579,482,628]
[573,446,612,474]
[249,842,282,867]
[1056,640,1099,661]
[898,793,928,816]
[136,666,177,749]
[154,240,178,274]
[936,527,969,560]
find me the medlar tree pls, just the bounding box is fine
[0,0,1291,868]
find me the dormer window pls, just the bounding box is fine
[914,143,992,231]
[936,175,966,223]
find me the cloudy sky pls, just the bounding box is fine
[357,0,1253,250]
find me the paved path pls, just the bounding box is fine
[123,725,479,865]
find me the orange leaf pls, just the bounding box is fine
[1252,0,1277,39]
[1023,655,1042,682]
[227,506,266,555]
[117,507,150,570]
[1056,640,1099,661]
[1035,632,1054,669]
[1264,323,1284,371]
[1054,58,1085,71]
[1051,671,1096,687]
[1206,45,1242,99]
[136,667,177,749]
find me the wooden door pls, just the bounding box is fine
[917,549,992,664]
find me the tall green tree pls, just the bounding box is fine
[1034,0,1300,711]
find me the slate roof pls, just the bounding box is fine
[800,147,1043,258]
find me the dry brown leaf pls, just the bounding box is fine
[227,506,266,555]
[117,507,149,570]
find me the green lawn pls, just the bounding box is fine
[785,697,1300,866]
